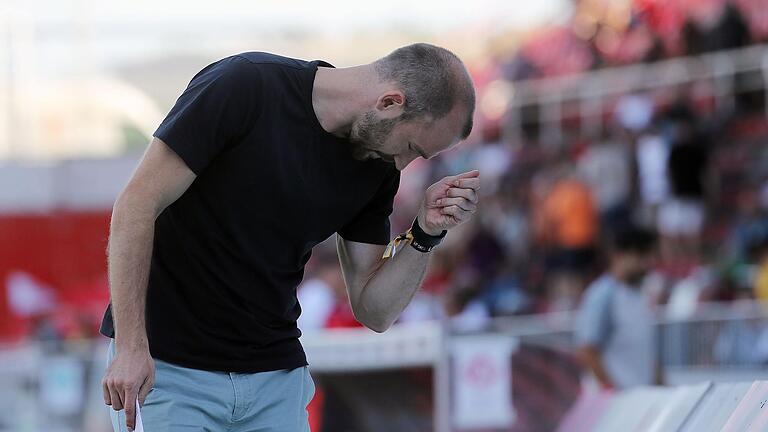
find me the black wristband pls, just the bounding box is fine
[409,218,446,253]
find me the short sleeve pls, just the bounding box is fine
[575,282,613,348]
[153,56,262,174]
[337,168,400,245]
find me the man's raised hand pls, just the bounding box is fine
[417,170,480,235]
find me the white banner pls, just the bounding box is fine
[451,334,518,430]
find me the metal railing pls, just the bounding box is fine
[469,301,768,368]
[503,43,768,143]
[0,301,767,431]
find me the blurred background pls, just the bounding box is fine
[2,0,768,430]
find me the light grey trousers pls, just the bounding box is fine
[106,339,315,432]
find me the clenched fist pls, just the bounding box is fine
[417,170,480,235]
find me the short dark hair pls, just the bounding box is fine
[374,43,475,139]
[609,226,657,254]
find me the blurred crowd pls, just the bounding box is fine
[13,0,768,345]
[299,0,768,334]
[505,0,768,80]
[301,94,766,335]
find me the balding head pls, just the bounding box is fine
[373,43,475,139]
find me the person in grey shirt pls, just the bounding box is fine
[575,226,663,390]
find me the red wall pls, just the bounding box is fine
[0,211,112,341]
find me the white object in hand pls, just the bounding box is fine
[134,398,144,432]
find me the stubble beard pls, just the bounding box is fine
[347,111,398,163]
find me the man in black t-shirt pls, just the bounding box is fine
[101,43,478,432]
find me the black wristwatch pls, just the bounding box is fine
[409,217,447,253]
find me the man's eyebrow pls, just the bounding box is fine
[413,143,428,159]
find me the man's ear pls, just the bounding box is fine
[375,91,405,118]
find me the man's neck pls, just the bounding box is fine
[312,64,378,138]
[609,268,630,285]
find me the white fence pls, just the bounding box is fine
[1,302,767,431]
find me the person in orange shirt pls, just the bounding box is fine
[751,238,768,303]
[533,164,598,311]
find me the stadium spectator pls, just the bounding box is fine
[575,225,662,390]
[635,126,670,228]
[750,236,768,303]
[577,129,632,232]
[533,161,598,311]
[683,1,751,55]
[657,96,710,268]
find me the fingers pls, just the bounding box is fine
[425,170,480,228]
[452,169,480,180]
[446,171,479,193]
[138,377,154,406]
[124,387,138,431]
[436,197,476,212]
[453,177,480,190]
[443,170,479,187]
[446,187,478,204]
[441,205,471,222]
[103,379,112,406]
[108,383,124,411]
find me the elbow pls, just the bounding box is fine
[113,186,163,222]
[578,344,599,365]
[576,346,590,364]
[364,320,391,333]
[352,307,392,333]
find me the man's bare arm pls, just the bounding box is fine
[336,237,429,332]
[337,170,479,332]
[102,137,195,430]
[579,345,615,389]
[109,137,195,350]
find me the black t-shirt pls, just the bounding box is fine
[99,52,400,372]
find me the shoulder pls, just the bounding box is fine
[188,54,266,91]
[190,51,314,83]
[582,275,617,305]
[230,51,329,71]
